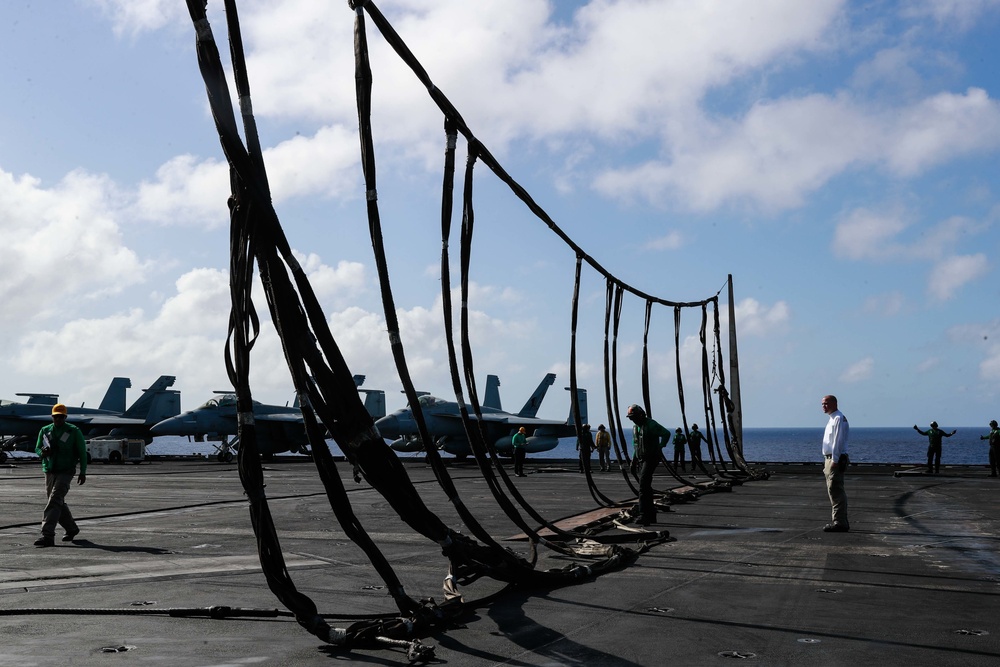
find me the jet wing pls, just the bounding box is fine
[476,414,567,428]
[254,413,303,423]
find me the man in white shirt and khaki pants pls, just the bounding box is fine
[821,395,850,533]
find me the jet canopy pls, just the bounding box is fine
[197,394,266,410]
[417,395,444,408]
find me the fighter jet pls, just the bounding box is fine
[149,375,386,460]
[0,376,180,460]
[376,373,587,457]
[74,376,181,440]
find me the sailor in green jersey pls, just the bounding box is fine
[687,423,707,467]
[626,404,671,525]
[34,403,88,547]
[672,428,687,471]
[913,421,956,474]
[511,427,527,477]
[981,420,1000,477]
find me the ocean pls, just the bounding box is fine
[521,426,996,466]
[149,425,1000,466]
[7,426,992,466]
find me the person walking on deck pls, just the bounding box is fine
[34,404,87,547]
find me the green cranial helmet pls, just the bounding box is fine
[626,404,646,420]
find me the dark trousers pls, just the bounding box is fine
[927,444,942,473]
[672,445,686,469]
[638,457,659,521]
[688,444,702,464]
[990,445,998,476]
[513,448,526,476]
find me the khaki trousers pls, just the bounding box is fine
[41,472,78,538]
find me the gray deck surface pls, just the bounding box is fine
[1,458,997,666]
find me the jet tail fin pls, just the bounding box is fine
[141,391,182,424]
[484,375,501,411]
[360,389,386,419]
[98,377,132,413]
[565,386,588,426]
[122,376,177,419]
[518,373,556,418]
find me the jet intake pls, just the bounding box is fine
[389,436,425,453]
[525,436,558,453]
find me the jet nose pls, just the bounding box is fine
[375,414,400,438]
[150,416,196,436]
[150,419,172,436]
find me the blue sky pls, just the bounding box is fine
[1,0,999,429]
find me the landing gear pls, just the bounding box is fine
[212,436,237,463]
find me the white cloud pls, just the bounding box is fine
[262,126,361,201]
[850,46,926,96]
[862,291,906,317]
[981,346,1000,381]
[132,125,361,228]
[88,1,1000,218]
[88,0,185,35]
[13,269,235,399]
[840,356,874,383]
[133,155,230,227]
[0,168,145,329]
[833,207,909,260]
[293,255,368,307]
[8,263,375,408]
[833,209,988,262]
[902,0,1000,30]
[886,88,1000,176]
[647,231,684,251]
[597,85,1000,212]
[595,92,878,211]
[834,209,991,301]
[733,298,790,337]
[949,320,1000,382]
[927,253,989,301]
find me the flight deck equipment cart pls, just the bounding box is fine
[86,438,146,464]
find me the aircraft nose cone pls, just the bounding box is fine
[150,416,196,436]
[375,414,400,438]
[149,420,172,435]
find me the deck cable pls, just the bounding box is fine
[172,0,765,660]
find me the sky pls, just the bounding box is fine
[1,0,999,429]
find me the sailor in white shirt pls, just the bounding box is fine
[821,395,850,532]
